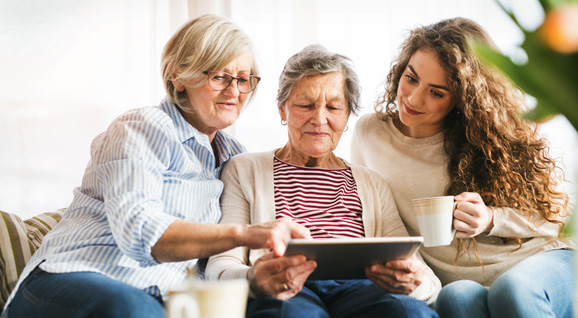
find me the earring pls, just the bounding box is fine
[281,120,287,126]
[343,125,348,132]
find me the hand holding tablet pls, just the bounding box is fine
[283,237,423,280]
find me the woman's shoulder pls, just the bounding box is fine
[107,105,174,134]
[347,163,395,200]
[354,112,392,136]
[356,112,383,127]
[229,150,275,163]
[223,150,276,173]
[346,160,389,185]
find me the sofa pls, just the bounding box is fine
[0,208,65,308]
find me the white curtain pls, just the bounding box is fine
[1,0,576,219]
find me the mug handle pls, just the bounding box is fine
[166,293,199,318]
[450,201,459,237]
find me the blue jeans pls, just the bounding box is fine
[246,279,438,318]
[3,267,165,318]
[434,249,576,318]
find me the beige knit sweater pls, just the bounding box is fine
[351,113,574,286]
[206,150,441,303]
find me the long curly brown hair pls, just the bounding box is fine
[375,17,567,257]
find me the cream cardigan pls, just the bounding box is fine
[351,113,574,286]
[206,150,441,303]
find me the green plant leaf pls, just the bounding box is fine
[473,42,547,97]
[538,0,553,11]
[524,101,559,122]
[474,40,578,130]
[519,37,578,126]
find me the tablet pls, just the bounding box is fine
[284,237,423,280]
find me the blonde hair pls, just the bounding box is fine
[161,14,259,111]
[376,17,567,262]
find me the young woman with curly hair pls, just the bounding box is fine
[351,17,575,318]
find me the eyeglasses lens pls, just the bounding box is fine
[207,72,259,93]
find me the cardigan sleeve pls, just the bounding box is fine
[206,157,252,281]
[350,114,369,166]
[352,165,441,304]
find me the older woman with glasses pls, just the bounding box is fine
[206,44,441,318]
[2,14,309,318]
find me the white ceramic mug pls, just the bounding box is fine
[166,279,249,318]
[411,196,457,247]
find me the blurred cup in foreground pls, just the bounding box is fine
[166,279,249,318]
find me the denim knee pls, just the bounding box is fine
[487,250,575,318]
[487,268,544,317]
[488,269,532,305]
[388,294,439,318]
[435,280,489,318]
[246,292,329,318]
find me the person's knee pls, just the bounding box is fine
[246,297,284,318]
[438,280,487,306]
[247,296,328,318]
[89,291,164,318]
[487,269,542,315]
[435,280,488,318]
[489,270,533,303]
[389,294,439,318]
[487,266,558,318]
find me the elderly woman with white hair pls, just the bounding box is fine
[207,44,441,318]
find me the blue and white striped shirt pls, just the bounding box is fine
[7,99,245,303]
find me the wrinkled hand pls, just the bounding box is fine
[453,192,494,238]
[247,252,317,300]
[365,255,425,294]
[243,219,312,257]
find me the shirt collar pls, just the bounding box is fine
[212,130,236,164]
[159,99,199,143]
[159,98,243,164]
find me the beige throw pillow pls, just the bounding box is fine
[0,209,64,307]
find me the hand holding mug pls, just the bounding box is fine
[453,192,494,238]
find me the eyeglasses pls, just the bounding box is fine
[203,71,261,93]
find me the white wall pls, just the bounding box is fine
[1,0,576,219]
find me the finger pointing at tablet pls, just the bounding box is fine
[243,219,312,258]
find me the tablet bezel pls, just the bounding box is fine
[284,237,423,280]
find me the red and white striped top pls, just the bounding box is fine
[274,157,365,238]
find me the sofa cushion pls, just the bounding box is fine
[24,209,64,250]
[0,209,64,307]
